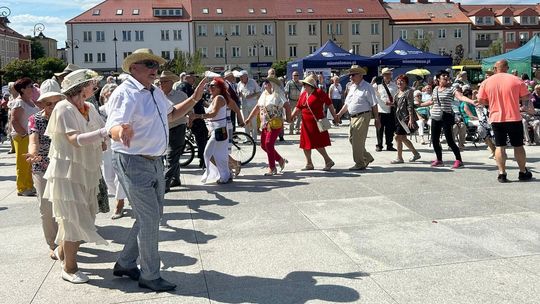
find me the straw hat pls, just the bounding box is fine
[485,68,494,76]
[348,65,367,75]
[37,91,65,103]
[54,63,81,77]
[264,76,282,87]
[61,69,103,94]
[300,74,317,88]
[381,67,394,75]
[159,70,180,83]
[122,48,167,73]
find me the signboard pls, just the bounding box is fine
[250,62,273,68]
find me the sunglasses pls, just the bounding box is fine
[208,84,217,88]
[135,60,160,69]
[44,101,58,107]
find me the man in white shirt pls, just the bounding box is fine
[158,71,188,193]
[237,70,260,140]
[373,67,397,152]
[337,65,380,170]
[106,49,205,292]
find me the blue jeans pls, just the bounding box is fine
[112,152,165,280]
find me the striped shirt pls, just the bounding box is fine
[431,86,456,118]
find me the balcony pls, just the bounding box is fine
[475,40,493,48]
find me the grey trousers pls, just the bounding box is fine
[32,172,58,250]
[112,152,165,281]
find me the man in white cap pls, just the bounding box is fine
[337,65,380,170]
[157,71,188,192]
[373,67,397,152]
[106,49,207,291]
[237,70,260,140]
[40,64,80,94]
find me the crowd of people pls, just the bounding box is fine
[1,45,535,290]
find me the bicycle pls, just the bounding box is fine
[179,128,256,167]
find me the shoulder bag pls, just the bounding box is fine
[305,96,331,132]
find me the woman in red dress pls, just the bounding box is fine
[291,74,339,171]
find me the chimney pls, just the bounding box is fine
[400,0,411,4]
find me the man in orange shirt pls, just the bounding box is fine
[477,59,532,182]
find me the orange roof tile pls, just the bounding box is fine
[384,2,470,24]
[461,5,540,16]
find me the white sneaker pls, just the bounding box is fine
[62,270,89,284]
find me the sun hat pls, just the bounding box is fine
[348,65,367,75]
[239,70,249,77]
[122,48,167,73]
[54,63,81,77]
[61,69,103,94]
[300,74,317,88]
[37,91,65,103]
[159,71,180,83]
[381,67,394,75]
[264,76,282,87]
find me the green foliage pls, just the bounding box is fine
[482,39,503,57]
[407,31,433,52]
[453,44,465,65]
[164,49,206,75]
[272,60,290,77]
[2,57,66,83]
[36,57,66,81]
[26,36,46,60]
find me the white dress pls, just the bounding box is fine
[201,96,231,184]
[43,100,108,245]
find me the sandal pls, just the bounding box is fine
[322,161,335,171]
[390,159,404,164]
[111,209,124,220]
[278,158,288,172]
[301,164,314,171]
[264,168,277,176]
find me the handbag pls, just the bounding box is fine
[305,98,332,132]
[214,126,228,141]
[268,117,283,130]
[97,173,110,214]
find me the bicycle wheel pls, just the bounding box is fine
[179,140,195,167]
[231,131,256,165]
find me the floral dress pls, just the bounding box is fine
[28,111,51,173]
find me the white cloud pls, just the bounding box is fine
[10,14,65,25]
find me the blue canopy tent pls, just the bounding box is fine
[287,40,377,80]
[371,38,452,78]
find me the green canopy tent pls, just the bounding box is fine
[482,36,540,76]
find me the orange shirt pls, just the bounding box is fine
[477,73,529,123]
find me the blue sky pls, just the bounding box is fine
[4,0,539,45]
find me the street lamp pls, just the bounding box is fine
[113,30,118,74]
[65,39,79,64]
[252,39,264,80]
[0,6,11,87]
[33,23,45,37]
[224,33,229,67]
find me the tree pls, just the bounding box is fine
[36,57,66,82]
[407,31,433,52]
[164,49,206,75]
[272,60,290,77]
[453,44,464,65]
[2,59,39,82]
[483,38,503,57]
[26,36,46,60]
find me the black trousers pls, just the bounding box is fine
[431,112,462,161]
[191,119,208,161]
[377,112,396,149]
[164,124,186,186]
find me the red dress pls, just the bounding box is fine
[296,88,332,149]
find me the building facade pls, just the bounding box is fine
[0,17,31,68]
[35,33,58,58]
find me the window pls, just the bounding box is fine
[84,53,93,63]
[97,53,106,62]
[122,30,131,41]
[116,9,123,15]
[216,8,223,14]
[438,29,446,39]
[289,45,297,57]
[96,31,105,42]
[296,8,302,13]
[264,46,273,57]
[327,23,333,35]
[263,24,273,35]
[161,51,170,60]
[308,8,314,13]
[308,23,317,36]
[400,29,407,39]
[123,52,132,58]
[288,23,297,36]
[346,8,353,13]
[173,30,182,40]
[248,46,257,57]
[352,23,360,35]
[371,43,379,55]
[198,47,208,58]
[232,46,241,57]
[485,16,493,24]
[520,32,530,42]
[248,8,255,14]
[335,23,342,35]
[454,29,462,38]
[522,16,537,25]
[231,25,240,36]
[506,32,515,42]
[202,8,209,14]
[92,9,100,16]
[438,48,446,55]
[416,29,424,39]
[309,45,318,53]
[198,25,207,37]
[503,16,512,25]
[352,43,361,54]
[215,47,224,58]
[161,30,170,40]
[214,25,224,36]
[476,16,484,24]
[371,22,379,35]
[133,9,139,15]
[135,30,144,41]
[247,24,256,36]
[83,31,92,42]
[261,8,267,14]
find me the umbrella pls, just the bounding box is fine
[406,69,431,76]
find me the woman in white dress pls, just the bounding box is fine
[44,69,110,284]
[194,78,231,184]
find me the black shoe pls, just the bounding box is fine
[169,179,181,187]
[518,169,533,181]
[386,147,397,151]
[138,277,176,292]
[165,187,171,194]
[497,173,509,183]
[279,136,284,142]
[113,263,140,281]
[375,146,382,152]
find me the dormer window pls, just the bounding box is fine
[358,8,364,13]
[485,16,493,24]
[133,9,140,15]
[153,8,183,17]
[261,8,267,14]
[476,16,484,24]
[346,8,353,13]
[248,8,255,14]
[503,16,512,24]
[92,9,100,16]
[307,8,314,13]
[116,9,123,15]
[216,8,223,14]
[202,8,209,14]
[296,8,302,13]
[521,16,538,25]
